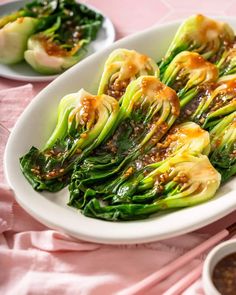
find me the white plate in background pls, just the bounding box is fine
[4,17,236,244]
[0,0,115,82]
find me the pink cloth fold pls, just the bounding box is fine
[0,185,207,295]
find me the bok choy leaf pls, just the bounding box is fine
[20,89,120,191]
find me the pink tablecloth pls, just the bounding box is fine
[0,1,236,294]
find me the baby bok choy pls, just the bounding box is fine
[0,0,72,64]
[189,74,236,128]
[210,111,236,182]
[161,51,219,107]
[20,89,120,192]
[24,2,103,74]
[98,49,159,100]
[69,76,180,207]
[159,14,234,75]
[0,17,39,64]
[82,153,221,221]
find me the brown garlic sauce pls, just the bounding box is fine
[212,252,236,295]
[37,16,82,57]
[106,79,130,100]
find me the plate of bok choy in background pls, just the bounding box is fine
[4,14,236,244]
[0,0,115,81]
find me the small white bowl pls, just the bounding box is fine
[203,239,236,295]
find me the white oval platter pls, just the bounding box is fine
[4,17,236,244]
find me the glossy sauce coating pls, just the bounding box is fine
[140,77,180,116]
[175,52,219,79]
[38,35,70,57]
[105,50,153,100]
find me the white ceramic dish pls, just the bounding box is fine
[203,239,236,295]
[4,17,236,244]
[0,0,115,82]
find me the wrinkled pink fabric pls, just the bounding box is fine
[0,84,33,130]
[1,1,236,294]
[0,182,235,295]
[0,185,207,295]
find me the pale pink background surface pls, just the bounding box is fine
[0,1,236,295]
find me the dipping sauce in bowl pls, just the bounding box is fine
[203,240,236,295]
[212,252,236,295]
